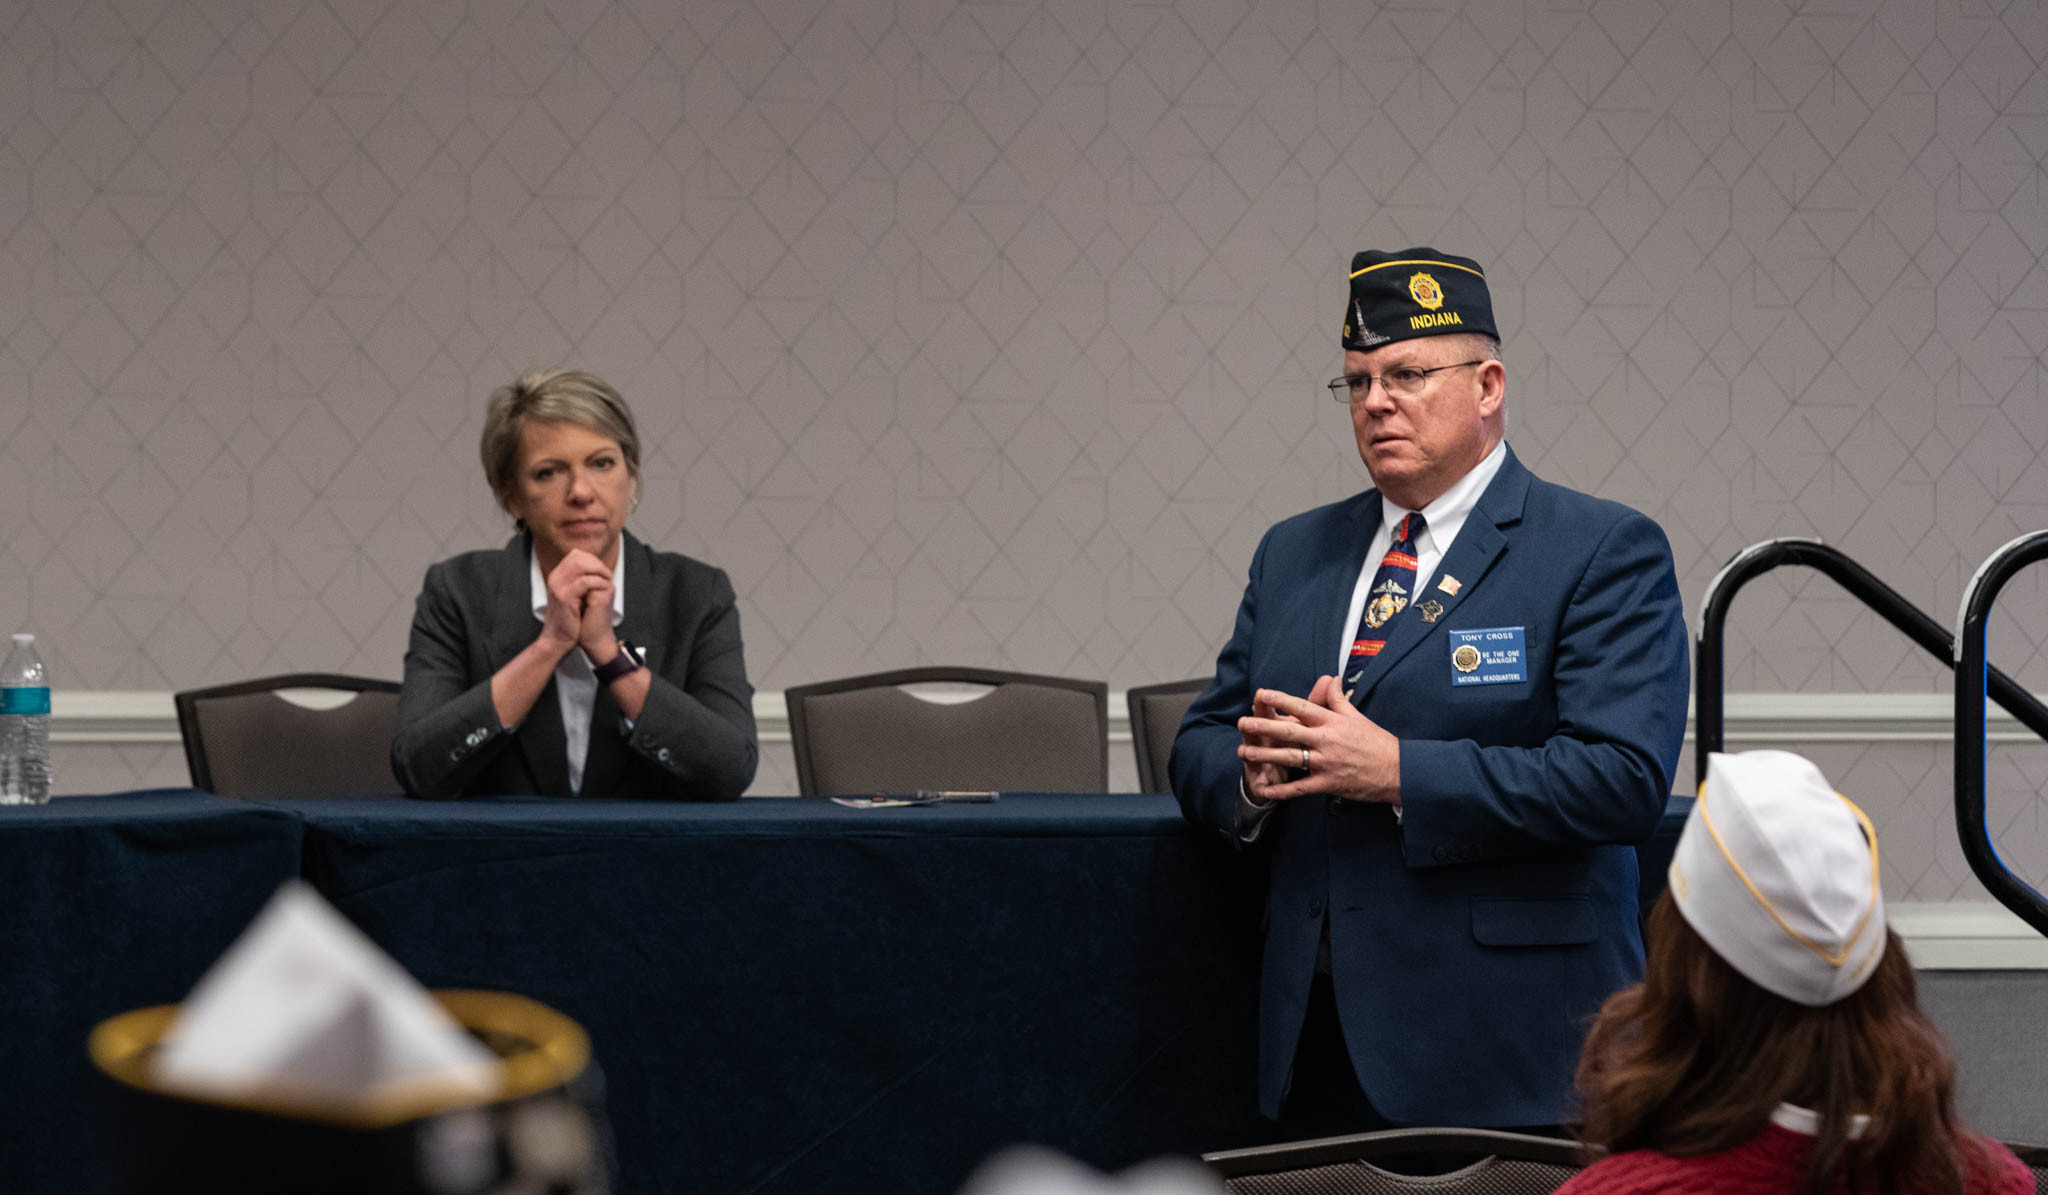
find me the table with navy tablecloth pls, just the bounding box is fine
[281,793,1268,1195]
[7,791,1686,1195]
[9,792,1267,1195]
[0,791,304,1194]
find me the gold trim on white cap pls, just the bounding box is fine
[1693,779,1883,969]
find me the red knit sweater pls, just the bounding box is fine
[1555,1124,2032,1194]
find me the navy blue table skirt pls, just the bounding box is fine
[281,794,1268,1195]
[0,791,303,1193]
[6,791,1685,1195]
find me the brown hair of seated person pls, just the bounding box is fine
[1574,892,1992,1195]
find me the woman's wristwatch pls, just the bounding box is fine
[592,640,644,686]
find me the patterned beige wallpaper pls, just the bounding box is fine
[4,0,2045,896]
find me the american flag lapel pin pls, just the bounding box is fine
[1438,575,1461,596]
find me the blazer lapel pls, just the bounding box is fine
[607,531,663,672]
[578,532,659,798]
[485,532,541,667]
[520,681,573,796]
[1350,449,1530,704]
[485,534,573,796]
[1311,495,1381,686]
[579,687,620,797]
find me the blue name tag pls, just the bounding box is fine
[1449,627,1527,686]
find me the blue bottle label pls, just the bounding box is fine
[1,687,50,716]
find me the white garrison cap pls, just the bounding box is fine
[956,1146,1223,1195]
[1668,751,1886,1007]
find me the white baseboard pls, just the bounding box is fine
[51,690,818,745]
[54,689,2046,746]
[1891,903,2048,969]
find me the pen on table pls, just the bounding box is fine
[915,791,1000,803]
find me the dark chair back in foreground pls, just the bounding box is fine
[785,667,1108,796]
[175,674,403,798]
[1127,677,1209,793]
[1203,1127,1589,1195]
[2004,1141,2048,1193]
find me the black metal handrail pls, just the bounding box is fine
[1955,531,2048,937]
[1695,538,2048,789]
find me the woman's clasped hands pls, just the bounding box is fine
[539,549,618,661]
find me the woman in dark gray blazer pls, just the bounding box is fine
[391,368,757,799]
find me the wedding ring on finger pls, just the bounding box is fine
[1300,747,1310,771]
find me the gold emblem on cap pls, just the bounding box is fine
[1452,643,1481,673]
[1417,600,1443,623]
[1408,272,1444,311]
[1438,575,1461,595]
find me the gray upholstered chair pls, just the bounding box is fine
[174,674,404,798]
[1203,1127,1589,1194]
[784,667,1108,796]
[1126,677,1209,793]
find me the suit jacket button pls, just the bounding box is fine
[1432,845,1447,862]
[657,747,671,763]
[1308,898,1324,917]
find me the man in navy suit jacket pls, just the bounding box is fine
[1170,249,1689,1133]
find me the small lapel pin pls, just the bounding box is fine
[1438,575,1461,596]
[1418,600,1444,623]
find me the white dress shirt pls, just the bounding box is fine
[528,549,626,795]
[1334,439,1507,673]
[1770,1102,1870,1138]
[1238,440,1509,837]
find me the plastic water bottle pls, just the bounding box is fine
[0,633,52,805]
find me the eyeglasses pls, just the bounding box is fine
[1326,360,1485,403]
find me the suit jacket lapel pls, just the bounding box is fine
[1350,449,1531,705]
[608,531,662,670]
[486,534,573,796]
[578,532,659,798]
[1312,495,1380,685]
[579,686,620,797]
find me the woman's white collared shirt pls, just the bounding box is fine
[1770,1102,1871,1139]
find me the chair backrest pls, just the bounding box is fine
[1126,678,1209,793]
[2003,1141,2048,1193]
[175,674,404,799]
[1203,1127,1589,1195]
[785,667,1109,796]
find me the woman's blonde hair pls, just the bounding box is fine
[479,368,641,521]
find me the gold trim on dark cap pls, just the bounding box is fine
[1343,247,1498,350]
[1351,258,1486,279]
[89,990,590,1130]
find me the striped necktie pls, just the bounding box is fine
[1346,512,1425,695]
